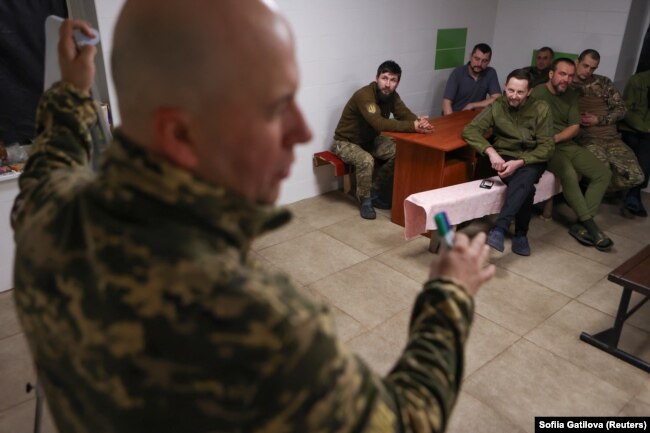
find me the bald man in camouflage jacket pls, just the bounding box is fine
[572,49,643,191]
[11,4,494,433]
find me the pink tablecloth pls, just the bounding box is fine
[403,171,562,239]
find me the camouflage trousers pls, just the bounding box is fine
[578,136,644,190]
[331,136,395,200]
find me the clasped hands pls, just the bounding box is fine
[415,116,434,134]
[580,111,599,127]
[486,148,523,178]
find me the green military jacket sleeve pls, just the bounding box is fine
[13,81,475,433]
[621,71,650,132]
[461,96,554,165]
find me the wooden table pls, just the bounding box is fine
[383,110,480,226]
[579,245,650,373]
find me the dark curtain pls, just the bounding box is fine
[0,0,68,144]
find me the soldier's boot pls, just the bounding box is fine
[371,188,391,210]
[623,193,648,218]
[360,197,376,219]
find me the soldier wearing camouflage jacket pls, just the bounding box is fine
[572,49,643,190]
[12,7,494,433]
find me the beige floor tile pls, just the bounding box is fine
[309,259,420,328]
[534,225,647,268]
[0,333,37,412]
[375,236,433,284]
[578,278,650,333]
[637,386,650,405]
[251,215,317,251]
[526,214,564,240]
[495,241,611,298]
[446,391,525,433]
[257,231,368,285]
[0,290,21,341]
[370,308,410,351]
[474,267,570,335]
[525,301,650,396]
[286,191,358,229]
[300,287,365,342]
[346,329,401,376]
[321,215,406,257]
[0,397,58,433]
[618,398,650,417]
[463,339,631,431]
[463,314,520,377]
[595,202,650,245]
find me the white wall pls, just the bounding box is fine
[615,0,650,87]
[491,0,632,89]
[93,0,125,127]
[90,0,646,205]
[277,0,498,204]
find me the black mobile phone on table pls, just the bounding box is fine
[480,179,494,189]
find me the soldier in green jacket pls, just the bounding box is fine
[462,68,554,256]
[532,58,613,251]
[12,2,495,433]
[332,61,433,219]
[572,49,643,192]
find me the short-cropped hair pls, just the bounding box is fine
[506,68,532,89]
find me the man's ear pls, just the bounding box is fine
[151,107,199,170]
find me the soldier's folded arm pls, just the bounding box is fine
[356,99,415,133]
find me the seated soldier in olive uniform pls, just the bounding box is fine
[522,46,554,88]
[331,60,433,219]
[532,58,614,251]
[463,68,554,256]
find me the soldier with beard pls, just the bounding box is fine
[331,60,433,219]
[532,58,613,251]
[462,68,554,256]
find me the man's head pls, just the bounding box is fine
[469,43,492,75]
[535,47,554,71]
[576,49,600,81]
[375,60,402,99]
[111,0,312,204]
[504,69,532,108]
[547,58,576,95]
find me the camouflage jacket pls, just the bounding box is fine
[334,82,417,148]
[12,82,474,433]
[571,74,627,126]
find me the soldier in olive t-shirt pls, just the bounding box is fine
[530,58,613,251]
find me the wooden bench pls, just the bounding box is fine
[580,245,650,373]
[403,170,562,251]
[313,151,352,194]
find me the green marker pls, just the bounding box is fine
[434,211,454,248]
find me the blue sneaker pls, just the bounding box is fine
[487,228,505,252]
[512,234,531,256]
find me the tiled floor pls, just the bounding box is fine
[1,191,649,433]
